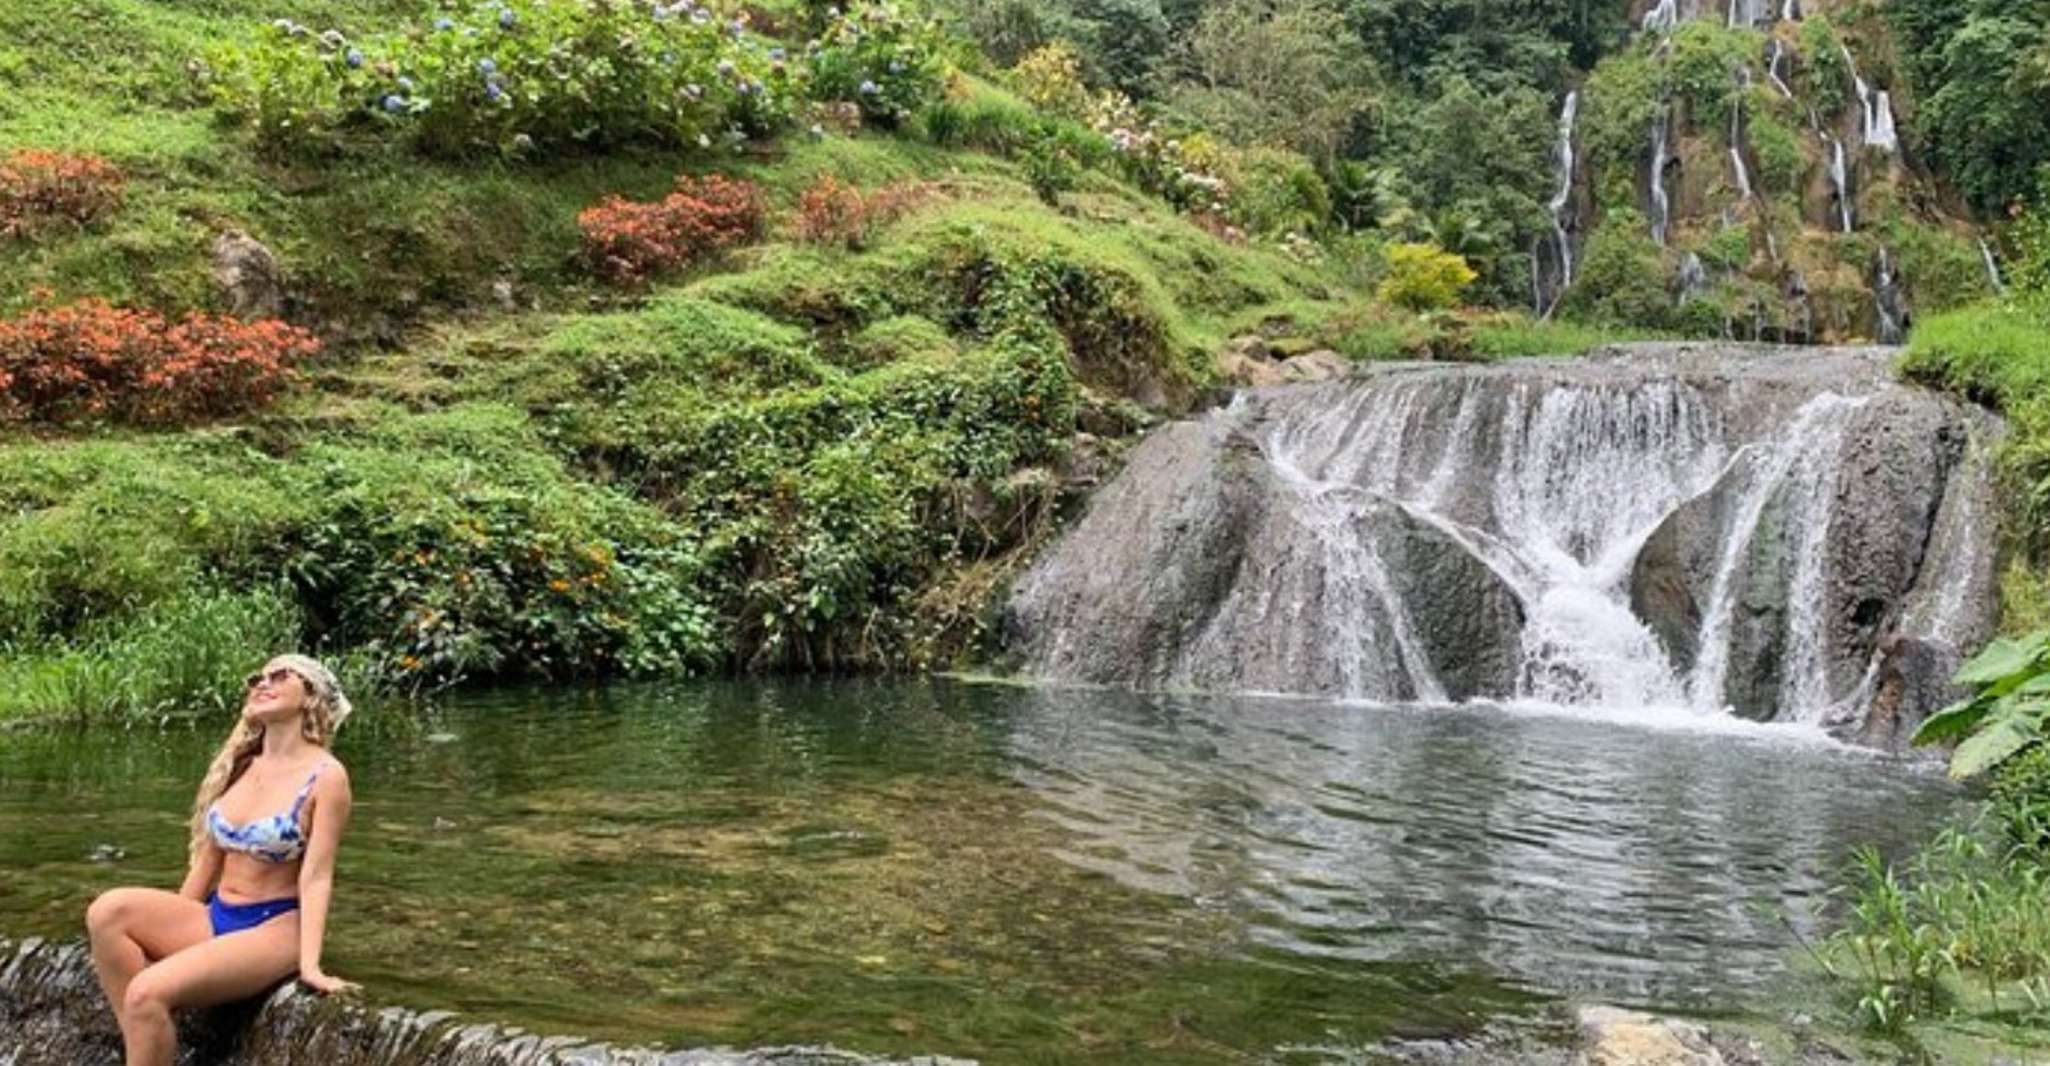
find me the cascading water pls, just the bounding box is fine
[1826,133,1853,232]
[1678,252,1710,303]
[1840,43,1899,154]
[1643,0,1681,33]
[1765,40,1795,99]
[1875,248,1907,344]
[1867,89,1899,153]
[1536,91,1581,318]
[1006,346,2002,735]
[1649,107,1674,246]
[1781,0,1801,19]
[1982,237,2007,295]
[1728,76,1755,203]
[1728,0,1765,29]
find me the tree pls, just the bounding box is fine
[1158,0,1380,162]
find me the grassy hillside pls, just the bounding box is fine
[5,0,1482,722]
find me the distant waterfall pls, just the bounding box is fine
[1536,91,1581,318]
[1875,249,1907,344]
[1840,43,1899,154]
[1765,40,1795,99]
[1649,107,1674,246]
[1826,133,1853,232]
[1644,0,1681,33]
[1729,75,1755,203]
[1981,238,2007,295]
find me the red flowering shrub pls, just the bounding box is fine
[0,300,319,425]
[578,174,765,284]
[0,150,125,238]
[793,176,932,248]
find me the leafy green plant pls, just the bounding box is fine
[1376,243,1476,312]
[1914,629,2050,778]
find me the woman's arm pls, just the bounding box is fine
[297,762,356,993]
[178,840,223,902]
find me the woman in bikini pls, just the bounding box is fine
[84,653,358,1065]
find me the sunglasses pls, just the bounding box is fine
[243,666,299,692]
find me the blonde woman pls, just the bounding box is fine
[84,654,358,1065]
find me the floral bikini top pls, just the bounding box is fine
[207,760,333,864]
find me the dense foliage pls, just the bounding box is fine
[1886,0,2050,215]
[577,173,766,283]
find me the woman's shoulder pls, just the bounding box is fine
[310,753,352,793]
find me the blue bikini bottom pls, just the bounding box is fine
[206,892,299,937]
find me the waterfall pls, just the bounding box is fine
[1729,80,1754,203]
[1006,346,2003,733]
[1538,91,1581,318]
[1826,133,1853,232]
[1678,252,1710,302]
[1875,248,1907,343]
[1687,395,1865,717]
[1840,44,1899,154]
[1766,40,1795,99]
[1644,0,1681,33]
[1981,237,2007,294]
[1728,0,1766,29]
[1781,0,1801,19]
[1649,107,1673,246]
[1867,90,1899,153]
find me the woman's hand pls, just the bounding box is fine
[300,969,360,996]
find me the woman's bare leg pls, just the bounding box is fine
[121,912,300,1066]
[84,888,209,1029]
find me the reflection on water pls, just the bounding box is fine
[0,679,1958,1060]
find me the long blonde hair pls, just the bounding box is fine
[188,654,353,860]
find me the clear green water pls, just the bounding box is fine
[0,679,1961,1061]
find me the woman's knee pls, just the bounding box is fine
[121,971,172,1019]
[85,888,137,936]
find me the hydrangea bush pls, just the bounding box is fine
[205,1,793,157]
[803,3,947,127]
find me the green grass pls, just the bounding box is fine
[1900,302,2050,408]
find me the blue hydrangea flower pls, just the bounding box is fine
[435,17,455,31]
[398,76,416,91]
[345,48,365,69]
[478,58,498,75]
[383,94,407,113]
[888,59,903,74]
[498,7,516,29]
[858,79,879,96]
[485,82,504,101]
[767,47,785,62]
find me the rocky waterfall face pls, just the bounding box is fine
[1002,345,2001,744]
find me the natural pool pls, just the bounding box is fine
[0,679,1962,1061]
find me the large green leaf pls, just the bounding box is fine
[1953,630,2050,688]
[1912,696,1991,747]
[1950,708,2045,780]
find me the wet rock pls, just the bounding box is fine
[0,938,975,1066]
[1276,349,1351,384]
[1860,635,1966,752]
[210,230,285,319]
[1575,1005,1725,1066]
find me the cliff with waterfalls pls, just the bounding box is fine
[1005,343,2002,745]
[1533,0,2004,345]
